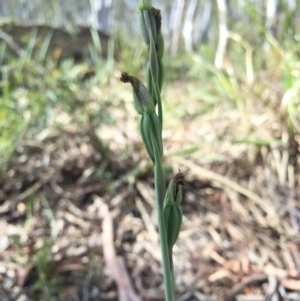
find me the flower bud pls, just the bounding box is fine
[163,172,185,252]
[164,172,185,207]
[120,72,155,115]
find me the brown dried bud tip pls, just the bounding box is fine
[176,172,185,186]
[120,72,129,83]
[174,171,185,200]
[151,7,162,34]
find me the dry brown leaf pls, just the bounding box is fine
[265,275,279,301]
[208,269,233,282]
[225,222,245,240]
[280,278,300,290]
[224,259,241,273]
[282,248,298,277]
[222,274,268,301]
[241,249,250,274]
[57,263,88,272]
[135,197,158,244]
[264,264,287,279]
[17,265,32,287]
[208,249,226,265]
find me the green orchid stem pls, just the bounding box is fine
[151,131,174,300]
[157,195,174,300]
[169,251,175,292]
[138,3,172,299]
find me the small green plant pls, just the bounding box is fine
[120,1,184,300]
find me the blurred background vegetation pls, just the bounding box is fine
[0,0,300,300]
[0,0,299,170]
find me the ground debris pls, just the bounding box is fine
[0,105,300,300]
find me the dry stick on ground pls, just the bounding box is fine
[102,203,142,301]
[171,156,280,228]
[222,273,268,301]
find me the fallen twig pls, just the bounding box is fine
[222,273,268,301]
[102,203,142,301]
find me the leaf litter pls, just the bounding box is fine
[0,75,300,301]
